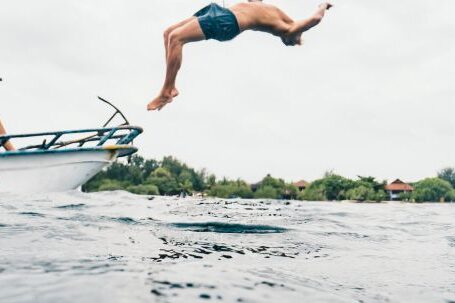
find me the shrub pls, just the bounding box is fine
[346,186,376,202]
[437,167,455,188]
[126,184,160,195]
[298,174,355,201]
[298,186,326,201]
[252,175,297,200]
[98,179,127,191]
[146,167,181,195]
[254,186,279,199]
[411,178,454,202]
[398,191,413,202]
[374,190,388,202]
[208,182,253,199]
[283,183,299,200]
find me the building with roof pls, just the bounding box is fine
[293,180,310,192]
[385,179,414,200]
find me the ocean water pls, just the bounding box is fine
[0,191,454,303]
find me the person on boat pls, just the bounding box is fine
[148,0,333,111]
[0,119,15,151]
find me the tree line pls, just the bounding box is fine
[83,155,455,202]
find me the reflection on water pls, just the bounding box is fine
[0,191,454,303]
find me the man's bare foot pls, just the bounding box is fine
[147,95,172,111]
[156,88,179,111]
[171,88,179,98]
[147,88,179,111]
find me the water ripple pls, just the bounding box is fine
[17,212,46,218]
[55,203,87,210]
[0,192,453,303]
[170,222,288,234]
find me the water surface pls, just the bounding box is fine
[0,191,454,302]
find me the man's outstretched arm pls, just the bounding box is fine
[292,3,332,34]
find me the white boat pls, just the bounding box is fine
[0,97,142,193]
[0,125,142,193]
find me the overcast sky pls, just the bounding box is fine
[1,0,454,183]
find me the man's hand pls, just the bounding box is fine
[319,2,333,10]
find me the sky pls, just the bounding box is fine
[1,0,454,183]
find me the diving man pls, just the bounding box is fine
[148,0,333,111]
[0,119,15,151]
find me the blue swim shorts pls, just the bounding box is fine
[194,3,241,42]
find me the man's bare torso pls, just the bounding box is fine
[230,2,294,37]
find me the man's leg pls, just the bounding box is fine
[148,19,206,111]
[0,120,14,151]
[164,17,195,61]
[162,17,196,100]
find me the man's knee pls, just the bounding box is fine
[163,27,173,42]
[168,32,184,47]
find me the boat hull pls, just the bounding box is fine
[0,149,118,193]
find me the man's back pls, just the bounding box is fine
[230,2,294,36]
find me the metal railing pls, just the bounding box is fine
[0,125,143,152]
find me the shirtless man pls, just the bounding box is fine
[148,0,333,111]
[0,119,15,151]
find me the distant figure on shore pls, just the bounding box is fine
[0,119,15,151]
[148,0,333,111]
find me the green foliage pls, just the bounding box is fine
[108,155,158,184]
[126,184,159,195]
[323,174,356,200]
[346,186,376,202]
[298,186,325,201]
[146,167,181,195]
[411,178,454,202]
[97,179,127,191]
[161,156,206,192]
[399,191,413,202]
[300,175,385,202]
[84,155,454,203]
[300,173,355,201]
[84,155,206,196]
[252,175,297,200]
[345,186,386,202]
[83,160,298,199]
[82,177,106,192]
[374,190,388,202]
[206,174,217,188]
[345,176,387,202]
[355,176,387,192]
[83,155,158,192]
[437,167,455,188]
[283,183,299,200]
[261,175,286,190]
[208,179,253,199]
[254,186,279,199]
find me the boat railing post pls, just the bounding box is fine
[117,129,139,145]
[44,133,63,150]
[97,128,117,146]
